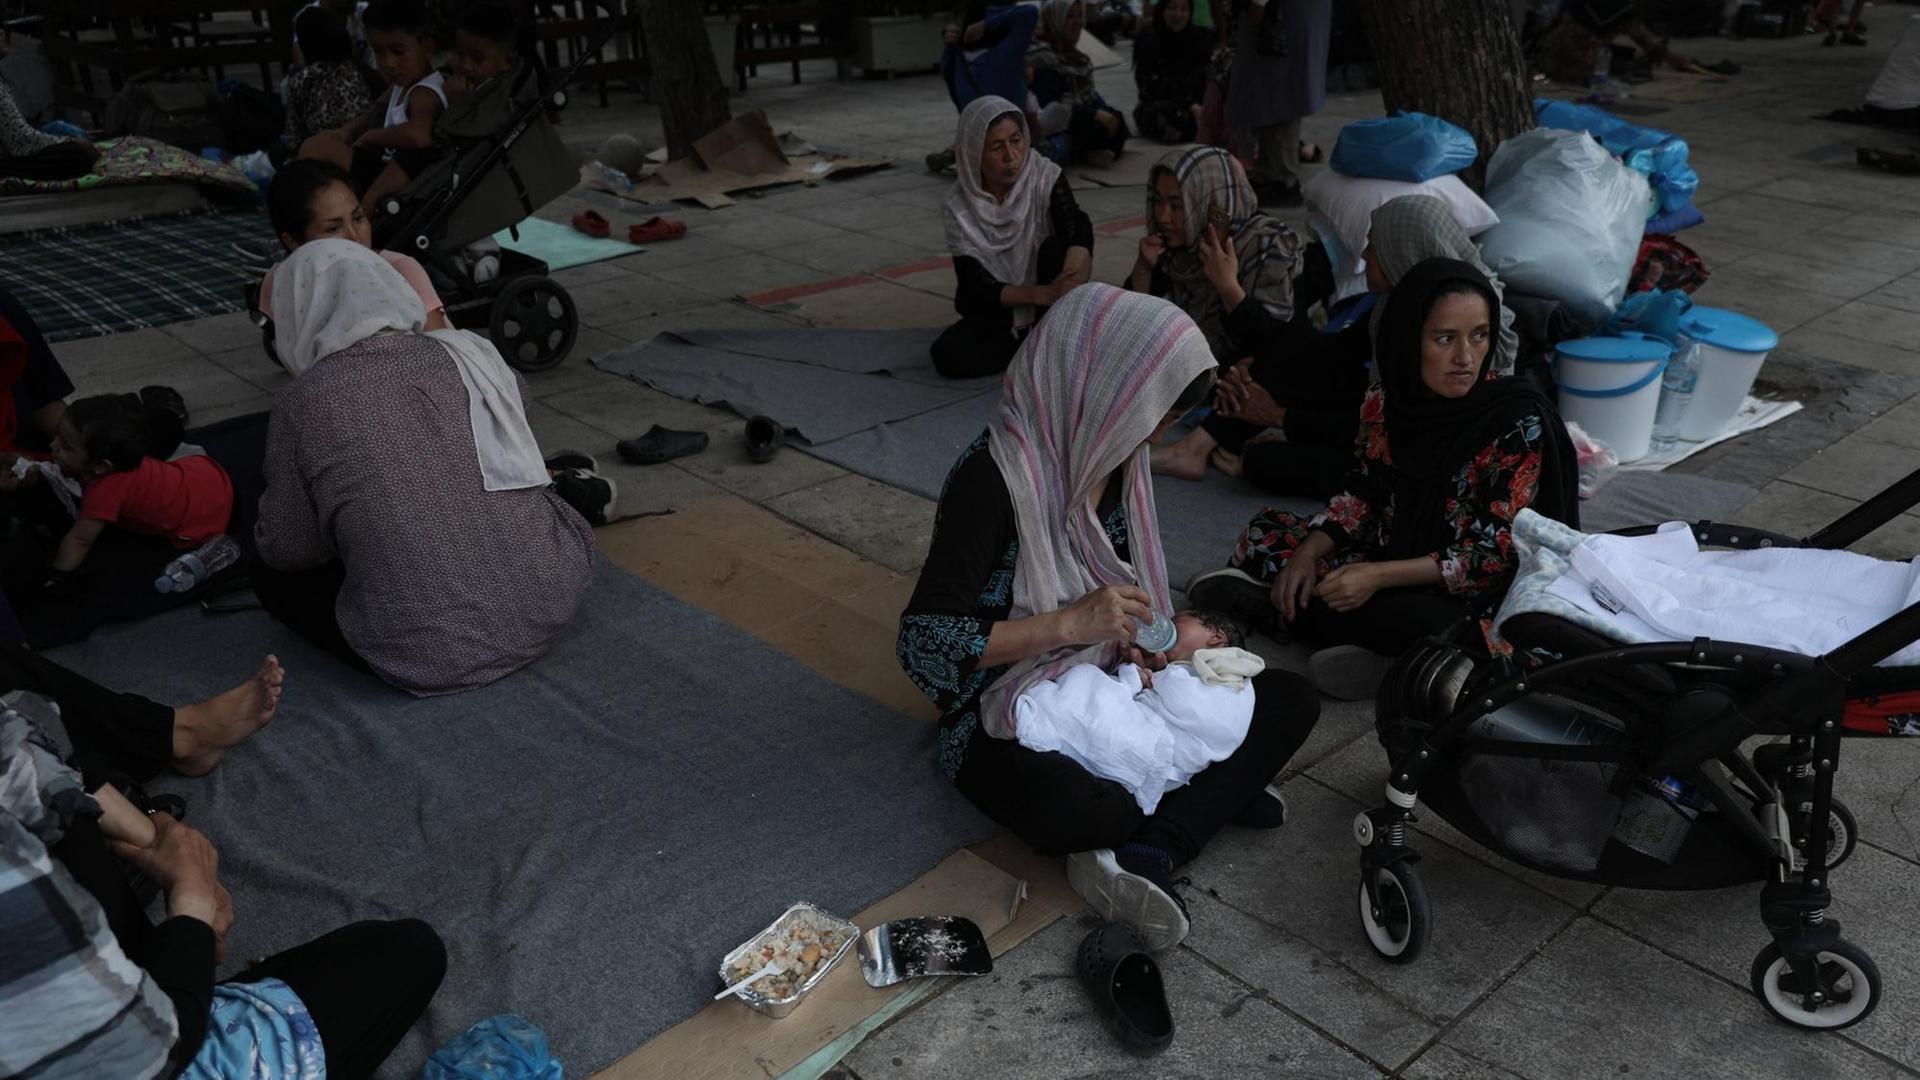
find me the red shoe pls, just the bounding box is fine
[571,210,611,238]
[628,216,686,243]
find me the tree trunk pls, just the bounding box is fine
[638,1,731,162]
[1354,0,1535,190]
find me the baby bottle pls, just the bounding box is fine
[1133,611,1177,653]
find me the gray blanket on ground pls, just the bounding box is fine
[48,560,993,1078]
[798,390,1757,591]
[590,327,997,444]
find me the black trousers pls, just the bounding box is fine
[0,140,99,181]
[1132,98,1198,144]
[1,486,193,649]
[1286,588,1470,657]
[250,557,370,673]
[1067,103,1129,160]
[930,236,1068,379]
[54,816,444,1080]
[1202,351,1370,501]
[955,668,1320,866]
[0,639,173,785]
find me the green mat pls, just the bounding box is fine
[495,216,642,271]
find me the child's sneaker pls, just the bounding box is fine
[552,466,616,526]
[543,449,598,473]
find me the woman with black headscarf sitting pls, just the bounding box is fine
[1131,0,1212,144]
[1188,258,1578,700]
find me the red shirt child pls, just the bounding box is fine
[79,454,234,549]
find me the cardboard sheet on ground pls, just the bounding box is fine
[599,849,1026,1080]
[1622,395,1802,471]
[47,559,996,1078]
[587,110,891,209]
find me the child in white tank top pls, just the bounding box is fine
[294,0,445,214]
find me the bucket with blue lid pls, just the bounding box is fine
[1553,332,1672,462]
[1669,306,1778,443]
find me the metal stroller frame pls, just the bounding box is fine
[1354,466,1920,1032]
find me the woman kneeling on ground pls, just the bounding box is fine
[1188,259,1578,700]
[933,94,1093,378]
[898,284,1321,951]
[254,240,594,695]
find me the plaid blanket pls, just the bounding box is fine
[0,210,269,341]
[0,136,256,197]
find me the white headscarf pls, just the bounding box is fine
[943,95,1064,322]
[271,240,550,492]
[979,284,1216,739]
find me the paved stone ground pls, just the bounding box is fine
[47,18,1920,1079]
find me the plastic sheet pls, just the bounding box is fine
[1329,111,1479,183]
[1476,128,1652,325]
[421,1014,563,1080]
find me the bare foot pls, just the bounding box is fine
[1150,439,1209,481]
[1210,447,1245,478]
[172,656,285,777]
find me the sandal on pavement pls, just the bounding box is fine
[617,425,709,465]
[1075,921,1174,1056]
[1309,644,1390,701]
[628,216,686,243]
[570,210,611,238]
[746,415,784,464]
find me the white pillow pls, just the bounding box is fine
[1303,171,1500,302]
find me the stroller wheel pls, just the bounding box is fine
[489,276,579,373]
[1750,938,1880,1030]
[1796,798,1858,872]
[1357,863,1430,964]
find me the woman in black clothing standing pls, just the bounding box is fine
[932,94,1093,378]
[898,285,1321,951]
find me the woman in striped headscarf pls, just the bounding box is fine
[897,284,1321,952]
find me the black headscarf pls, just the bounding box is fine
[1375,258,1579,559]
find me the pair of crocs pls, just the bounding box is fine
[617,417,782,466]
[570,210,686,244]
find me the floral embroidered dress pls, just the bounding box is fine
[897,433,1131,781]
[1228,384,1547,596]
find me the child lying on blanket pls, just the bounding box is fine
[2,394,232,579]
[255,158,448,333]
[1015,609,1266,814]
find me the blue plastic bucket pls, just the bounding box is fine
[1554,333,1672,463]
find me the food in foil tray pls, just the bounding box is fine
[725,906,853,1000]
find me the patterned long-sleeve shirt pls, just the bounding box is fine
[1313,386,1546,597]
[896,433,1130,780]
[256,333,596,695]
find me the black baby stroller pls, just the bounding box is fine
[1354,467,1920,1031]
[253,10,618,372]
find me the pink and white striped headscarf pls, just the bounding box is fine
[980,284,1216,738]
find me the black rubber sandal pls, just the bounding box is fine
[745,415,784,464]
[1075,921,1174,1056]
[617,425,709,465]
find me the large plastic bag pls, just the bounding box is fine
[1535,99,1699,214]
[1868,13,1920,110]
[1475,128,1652,326]
[1329,111,1479,183]
[421,1014,562,1080]
[1303,169,1499,303]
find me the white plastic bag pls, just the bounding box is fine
[1474,128,1651,325]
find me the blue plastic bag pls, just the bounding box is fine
[1329,111,1478,183]
[1535,99,1700,215]
[37,119,88,141]
[420,1014,562,1080]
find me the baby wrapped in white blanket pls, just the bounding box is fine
[1014,611,1265,814]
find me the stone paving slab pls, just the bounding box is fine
[846,916,1384,1080]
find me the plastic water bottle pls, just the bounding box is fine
[154,535,241,593]
[589,160,633,193]
[1133,612,1177,654]
[1650,340,1702,452]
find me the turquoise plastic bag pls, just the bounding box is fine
[1599,288,1694,346]
[421,1014,562,1080]
[1329,111,1478,183]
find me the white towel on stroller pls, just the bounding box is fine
[1014,651,1263,814]
[1543,520,1920,666]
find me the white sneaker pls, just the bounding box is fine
[1066,849,1191,953]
